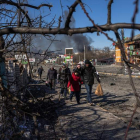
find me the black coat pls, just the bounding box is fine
[38,67,43,75]
[47,68,57,80]
[82,65,100,85]
[58,67,71,88]
[73,67,83,76]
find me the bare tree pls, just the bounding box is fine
[103,47,110,54]
[0,0,140,139]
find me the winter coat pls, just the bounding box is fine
[82,65,100,85]
[73,67,84,79]
[58,67,71,88]
[47,68,57,80]
[67,73,83,92]
[38,67,43,75]
[66,67,71,75]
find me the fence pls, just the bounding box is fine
[6,60,29,96]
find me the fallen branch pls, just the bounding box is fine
[125,105,138,140]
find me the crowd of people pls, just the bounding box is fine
[38,59,100,106]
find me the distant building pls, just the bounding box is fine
[96,58,115,65]
[115,34,140,65]
[94,50,104,54]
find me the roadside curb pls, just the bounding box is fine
[98,72,140,78]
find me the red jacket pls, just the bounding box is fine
[67,73,83,91]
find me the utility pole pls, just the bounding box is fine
[84,45,86,61]
[121,29,127,74]
[121,29,128,60]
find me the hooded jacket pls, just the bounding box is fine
[58,67,71,88]
[82,64,100,85]
[67,73,83,91]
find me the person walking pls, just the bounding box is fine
[67,70,83,104]
[66,63,71,75]
[38,66,44,79]
[58,64,71,99]
[73,63,83,93]
[47,66,57,90]
[73,63,83,76]
[82,59,100,106]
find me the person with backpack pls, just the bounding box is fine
[67,70,83,104]
[82,59,100,106]
[58,64,71,99]
[47,65,57,90]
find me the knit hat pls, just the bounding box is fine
[74,69,79,75]
[85,59,90,64]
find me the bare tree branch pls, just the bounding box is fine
[65,0,79,29]
[60,0,64,18]
[1,23,140,35]
[0,0,52,27]
[58,16,62,29]
[1,0,140,139]
[131,0,139,39]
[77,0,140,110]
[0,0,52,9]
[18,0,21,27]
[114,30,140,103]
[107,0,113,25]
[78,0,115,42]
[125,105,138,140]
[114,28,140,139]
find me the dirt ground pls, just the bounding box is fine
[96,65,125,74]
[92,74,140,129]
[34,64,140,139]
